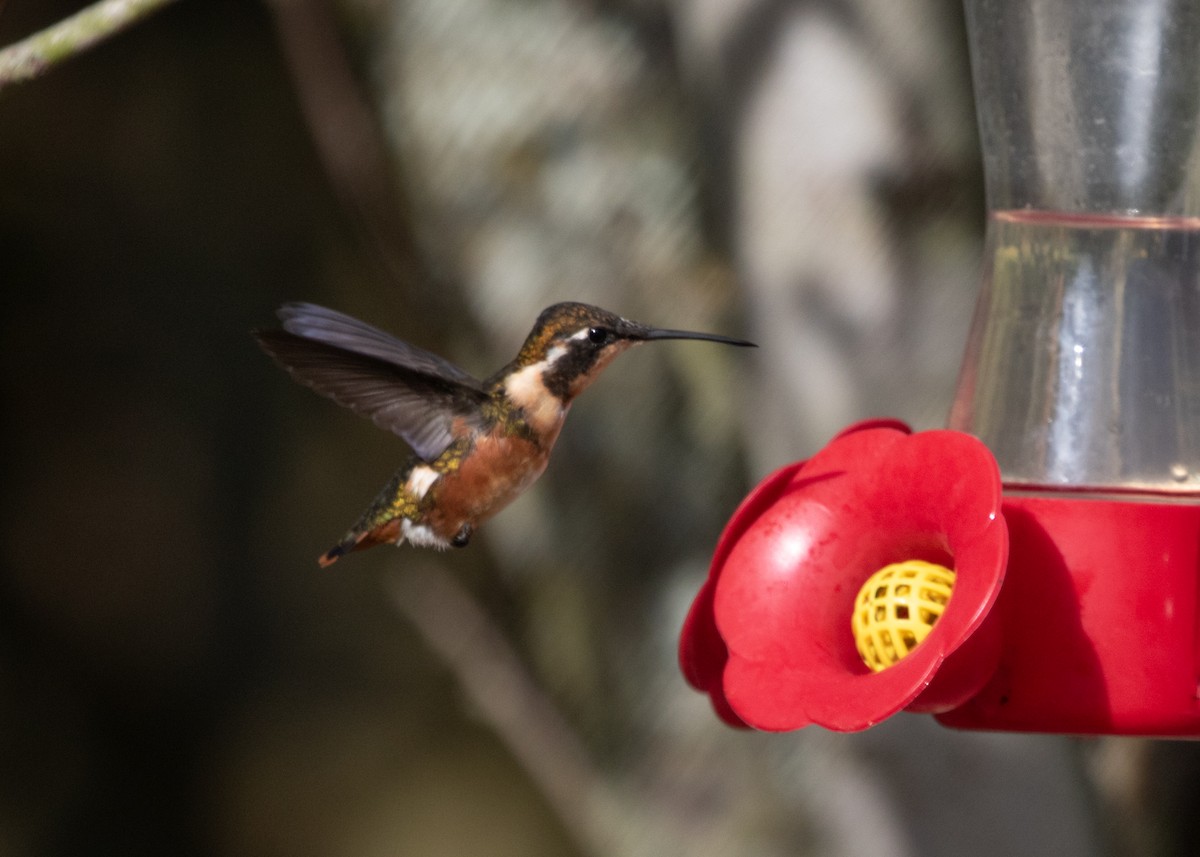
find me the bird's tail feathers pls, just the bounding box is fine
[317,518,404,567]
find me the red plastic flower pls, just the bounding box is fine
[680,421,1008,732]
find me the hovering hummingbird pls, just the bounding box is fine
[256,301,755,566]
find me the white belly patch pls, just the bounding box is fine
[405,464,440,499]
[401,518,450,549]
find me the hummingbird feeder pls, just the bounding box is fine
[680,0,1200,736]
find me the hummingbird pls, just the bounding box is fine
[255,301,754,566]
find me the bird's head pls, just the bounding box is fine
[503,302,754,402]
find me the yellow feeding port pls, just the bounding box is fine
[852,560,956,672]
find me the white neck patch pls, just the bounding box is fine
[504,348,569,431]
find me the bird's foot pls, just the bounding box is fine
[451,524,473,548]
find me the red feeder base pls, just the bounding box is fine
[938,494,1200,736]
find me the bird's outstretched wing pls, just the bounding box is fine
[256,303,489,462]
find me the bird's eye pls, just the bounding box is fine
[587,327,608,345]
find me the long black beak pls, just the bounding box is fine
[620,320,756,348]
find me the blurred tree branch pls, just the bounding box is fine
[264,0,465,329]
[389,564,622,857]
[389,562,739,857]
[0,0,179,92]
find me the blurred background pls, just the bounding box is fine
[2,0,1199,855]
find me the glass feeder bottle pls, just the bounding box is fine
[949,0,1200,495]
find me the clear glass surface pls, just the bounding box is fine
[951,0,1200,492]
